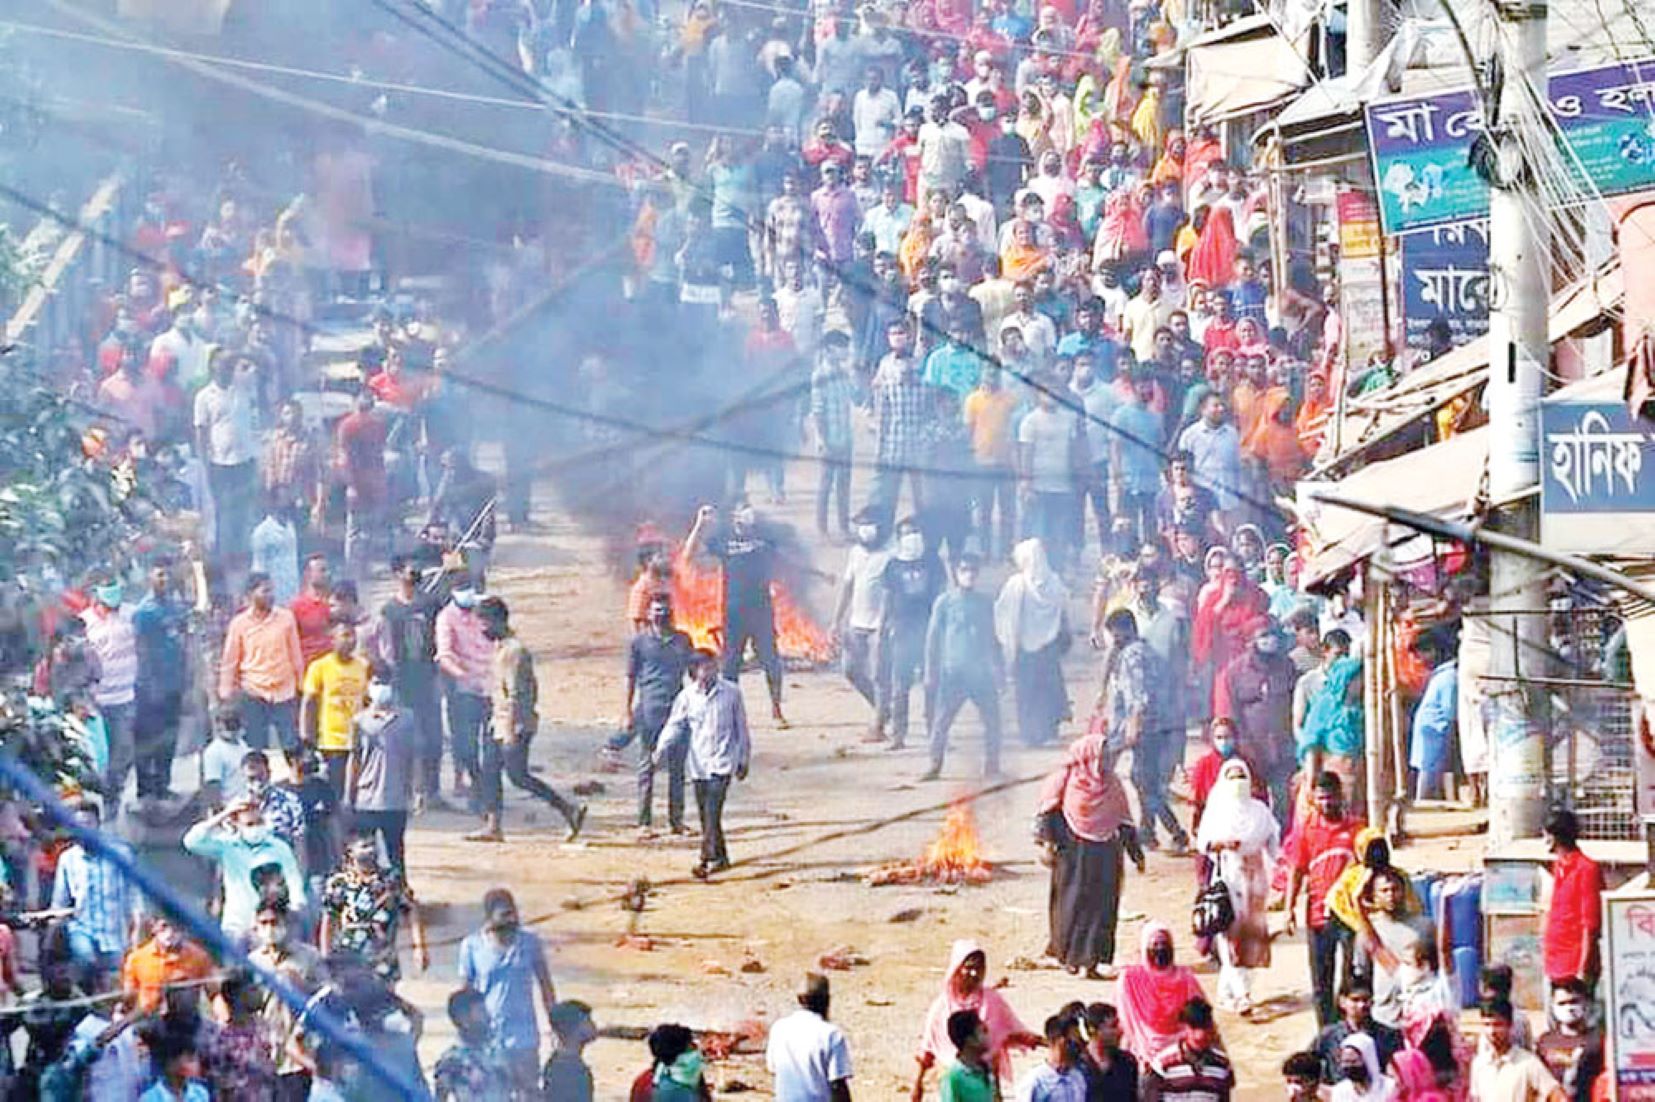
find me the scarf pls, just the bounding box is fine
[1001,234,1052,282]
[1392,1048,1451,1102]
[1303,655,1364,760]
[1325,828,1423,931]
[1150,131,1184,185]
[1242,387,1305,484]
[1038,733,1133,841]
[1295,382,1329,453]
[1184,205,1237,289]
[1329,1033,1389,1102]
[1130,86,1164,158]
[1116,923,1205,1061]
[995,539,1068,653]
[1094,189,1147,263]
[916,940,1028,1080]
[1195,758,1279,855]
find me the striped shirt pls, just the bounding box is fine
[1143,1043,1233,1102]
[52,844,141,956]
[874,374,937,466]
[810,365,859,454]
[82,606,137,708]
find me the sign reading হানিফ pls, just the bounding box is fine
[1363,56,1655,235]
[1539,400,1655,554]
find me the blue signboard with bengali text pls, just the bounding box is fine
[1400,219,1489,353]
[1540,400,1655,553]
[1365,57,1655,235]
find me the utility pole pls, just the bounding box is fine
[1483,0,1550,846]
[1346,0,1391,72]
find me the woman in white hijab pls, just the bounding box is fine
[995,539,1071,748]
[1330,1032,1398,1102]
[1194,757,1279,1017]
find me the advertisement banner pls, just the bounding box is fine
[1364,56,1655,235]
[1605,890,1655,1100]
[1539,400,1655,553]
[1337,189,1387,368]
[1400,220,1489,355]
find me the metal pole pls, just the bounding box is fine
[0,749,427,1098]
[1346,0,1390,72]
[1484,0,1551,846]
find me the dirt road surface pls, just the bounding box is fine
[393,482,1485,1100]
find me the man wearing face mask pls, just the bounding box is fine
[922,553,1003,780]
[1214,620,1298,825]
[1536,979,1603,1102]
[655,650,751,878]
[248,899,322,1097]
[832,511,893,737]
[616,595,696,836]
[51,798,144,993]
[919,267,987,357]
[685,501,789,726]
[346,674,416,871]
[183,799,307,937]
[240,750,307,856]
[435,582,492,805]
[878,520,945,751]
[458,888,558,1094]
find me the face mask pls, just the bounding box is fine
[240,825,271,846]
[1147,944,1173,968]
[957,571,977,590]
[1396,964,1425,986]
[978,106,996,120]
[1554,1001,1587,1027]
[1254,635,1281,656]
[254,923,287,948]
[452,589,478,609]
[1214,740,1236,758]
[368,682,395,708]
[94,583,124,609]
[856,524,879,545]
[897,532,924,560]
[667,1049,704,1086]
[246,777,268,797]
[1342,1062,1370,1087]
[940,277,961,294]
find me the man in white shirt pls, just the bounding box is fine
[193,348,261,561]
[916,96,970,208]
[654,651,751,878]
[851,65,901,159]
[1122,267,1177,364]
[765,973,853,1102]
[831,513,891,737]
[1005,281,1057,366]
[1470,998,1566,1102]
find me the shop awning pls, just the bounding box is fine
[1184,15,1313,126]
[1298,426,1488,587]
[1314,260,1623,474]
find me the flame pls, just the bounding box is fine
[866,800,994,886]
[668,546,835,666]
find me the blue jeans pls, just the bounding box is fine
[240,695,299,753]
[1023,490,1077,571]
[65,928,121,991]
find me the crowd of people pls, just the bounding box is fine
[0,0,1619,1092]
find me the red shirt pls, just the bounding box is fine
[1288,810,1362,929]
[1545,847,1604,980]
[289,592,333,668]
[335,410,388,500]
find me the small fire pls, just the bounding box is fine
[866,800,994,886]
[669,547,835,666]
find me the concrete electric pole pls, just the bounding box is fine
[1482,0,1551,845]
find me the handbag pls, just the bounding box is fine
[1191,877,1235,939]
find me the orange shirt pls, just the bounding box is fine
[121,938,214,1012]
[627,573,672,626]
[218,605,304,702]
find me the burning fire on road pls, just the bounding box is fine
[865,800,995,886]
[666,543,835,667]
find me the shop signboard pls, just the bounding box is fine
[1606,889,1655,1100]
[1364,56,1655,235]
[1337,190,1387,368]
[1540,400,1655,554]
[1400,220,1489,354]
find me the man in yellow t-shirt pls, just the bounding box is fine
[302,620,370,798]
[962,365,1020,558]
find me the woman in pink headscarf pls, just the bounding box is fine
[912,940,1040,1099]
[1091,187,1148,269]
[1115,923,1207,1062]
